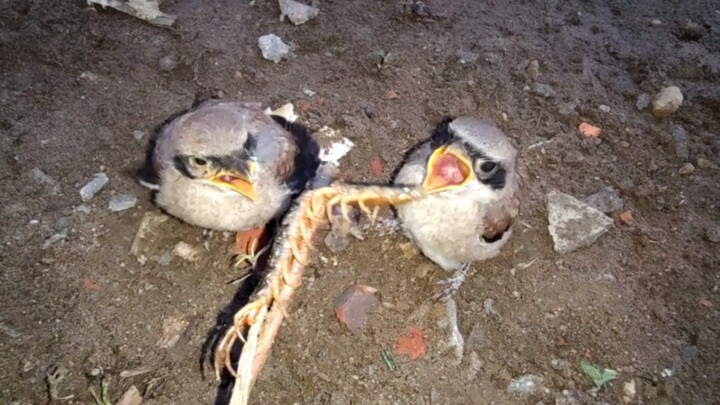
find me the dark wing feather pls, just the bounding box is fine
[269,115,320,194]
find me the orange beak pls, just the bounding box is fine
[210,163,256,200]
[422,145,474,193]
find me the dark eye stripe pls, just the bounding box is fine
[479,165,506,190]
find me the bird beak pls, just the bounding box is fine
[422,145,474,193]
[209,162,256,200]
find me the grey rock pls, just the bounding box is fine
[532,83,556,98]
[682,345,699,361]
[157,251,173,266]
[31,168,59,194]
[558,102,577,116]
[551,358,569,370]
[258,34,290,63]
[636,93,652,111]
[652,86,683,117]
[278,0,319,25]
[108,194,137,212]
[547,191,613,254]
[671,126,690,159]
[583,187,623,214]
[443,298,464,365]
[507,374,543,398]
[79,173,109,202]
[598,104,611,113]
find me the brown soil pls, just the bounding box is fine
[1,0,719,404]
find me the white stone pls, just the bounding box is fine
[547,191,613,254]
[258,34,290,63]
[652,86,683,117]
[278,0,319,25]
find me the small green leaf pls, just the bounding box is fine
[580,360,618,390]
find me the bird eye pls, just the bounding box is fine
[193,157,207,166]
[479,161,497,173]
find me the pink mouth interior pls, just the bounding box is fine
[433,154,469,185]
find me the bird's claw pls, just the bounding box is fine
[232,243,271,271]
[432,263,472,302]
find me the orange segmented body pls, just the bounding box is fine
[214,182,430,405]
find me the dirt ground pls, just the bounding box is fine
[1,0,719,404]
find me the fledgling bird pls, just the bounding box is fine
[393,117,522,299]
[137,99,320,265]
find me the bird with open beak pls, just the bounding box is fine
[137,98,320,267]
[393,117,522,299]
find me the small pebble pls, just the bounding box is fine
[483,298,498,316]
[172,242,200,262]
[334,284,379,332]
[652,86,684,118]
[132,130,146,141]
[650,19,662,26]
[532,83,556,98]
[619,211,634,224]
[636,93,652,111]
[671,126,690,159]
[551,358,569,370]
[661,368,673,378]
[598,104,611,113]
[79,173,109,202]
[526,59,540,80]
[697,158,718,170]
[678,163,695,175]
[623,379,637,400]
[507,374,543,398]
[108,194,137,212]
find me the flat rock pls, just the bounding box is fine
[583,186,623,214]
[79,173,109,202]
[116,385,143,405]
[652,86,683,117]
[130,212,170,257]
[547,191,613,254]
[278,0,319,25]
[334,284,379,332]
[109,193,137,212]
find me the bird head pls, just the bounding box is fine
[173,152,257,200]
[422,117,517,197]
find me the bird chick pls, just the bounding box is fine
[137,99,320,265]
[393,117,521,299]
